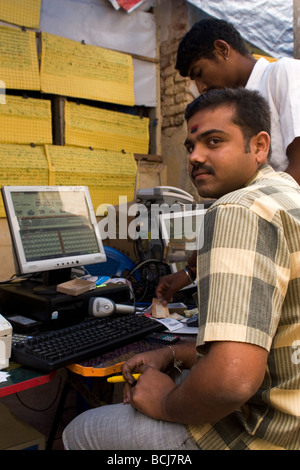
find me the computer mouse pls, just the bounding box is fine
[186,314,198,327]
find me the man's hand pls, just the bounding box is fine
[156,251,197,305]
[122,348,173,386]
[123,341,268,426]
[155,270,190,305]
[126,367,176,420]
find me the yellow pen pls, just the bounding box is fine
[107,373,141,383]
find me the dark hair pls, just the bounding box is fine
[185,88,271,157]
[176,18,250,77]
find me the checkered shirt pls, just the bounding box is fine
[188,165,300,450]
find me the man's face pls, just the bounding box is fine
[185,106,261,199]
[188,55,237,94]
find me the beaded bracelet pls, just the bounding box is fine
[168,345,183,373]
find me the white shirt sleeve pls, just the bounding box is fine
[247,57,300,171]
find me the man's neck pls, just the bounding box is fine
[236,54,257,87]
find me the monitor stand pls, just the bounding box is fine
[31,268,72,295]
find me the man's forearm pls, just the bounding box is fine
[159,358,243,425]
[159,341,267,425]
[168,342,198,370]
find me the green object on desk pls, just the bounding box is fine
[0,362,55,397]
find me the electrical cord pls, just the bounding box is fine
[125,258,170,303]
[0,273,33,285]
[125,258,168,279]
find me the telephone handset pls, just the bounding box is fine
[136,186,195,205]
[153,186,194,199]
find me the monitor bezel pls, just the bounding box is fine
[1,185,107,277]
[159,207,207,288]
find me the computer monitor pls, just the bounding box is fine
[159,207,207,289]
[1,186,106,287]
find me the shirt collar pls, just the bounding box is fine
[246,57,270,89]
[245,164,299,188]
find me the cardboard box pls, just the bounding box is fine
[56,278,96,296]
[0,403,45,450]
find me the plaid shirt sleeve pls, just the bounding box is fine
[196,203,289,352]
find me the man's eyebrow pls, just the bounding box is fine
[184,128,226,146]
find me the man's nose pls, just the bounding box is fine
[188,144,207,165]
[195,79,208,95]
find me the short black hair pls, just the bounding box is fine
[176,18,250,77]
[185,88,271,158]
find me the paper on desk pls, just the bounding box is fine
[0,371,10,383]
[154,318,198,334]
[154,318,183,332]
[171,324,198,335]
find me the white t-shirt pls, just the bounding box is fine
[246,57,300,171]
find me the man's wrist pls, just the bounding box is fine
[168,345,183,372]
[184,264,196,283]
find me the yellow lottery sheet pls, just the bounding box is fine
[0,144,49,217]
[0,0,41,29]
[65,101,149,154]
[0,95,52,144]
[45,145,137,209]
[40,32,135,106]
[0,25,40,90]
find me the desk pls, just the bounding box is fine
[48,334,196,449]
[45,339,167,449]
[0,363,56,450]
[2,335,196,449]
[0,362,56,398]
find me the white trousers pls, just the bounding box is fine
[62,402,198,450]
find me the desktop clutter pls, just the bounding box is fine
[0,270,199,373]
[0,184,200,373]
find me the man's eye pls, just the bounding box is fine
[186,145,194,154]
[208,138,221,145]
[190,69,201,80]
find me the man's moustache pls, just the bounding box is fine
[192,164,215,178]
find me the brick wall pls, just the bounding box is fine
[158,0,200,199]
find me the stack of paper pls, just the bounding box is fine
[40,32,135,106]
[65,101,149,154]
[0,95,52,145]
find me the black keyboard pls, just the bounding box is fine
[11,314,164,372]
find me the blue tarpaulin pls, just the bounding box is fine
[186,0,294,58]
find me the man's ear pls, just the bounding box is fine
[213,39,231,60]
[254,131,270,163]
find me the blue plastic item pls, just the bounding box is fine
[85,246,139,280]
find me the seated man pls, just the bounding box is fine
[63,88,300,450]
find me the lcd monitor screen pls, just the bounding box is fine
[1,186,106,279]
